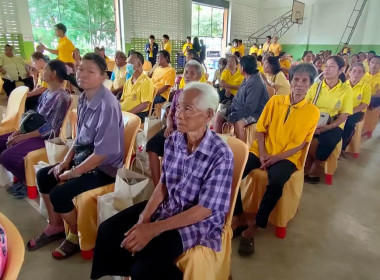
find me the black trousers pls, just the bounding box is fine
[136,111,149,124]
[37,166,115,213]
[2,77,34,96]
[314,127,343,161]
[342,112,364,151]
[146,128,166,157]
[91,201,183,280]
[234,153,296,228]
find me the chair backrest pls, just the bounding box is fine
[218,134,249,225]
[300,140,313,169]
[59,96,74,141]
[143,60,152,72]
[0,77,4,94]
[103,79,113,90]
[107,60,115,71]
[122,111,141,168]
[266,85,275,98]
[0,213,25,280]
[1,86,28,128]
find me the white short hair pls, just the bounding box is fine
[183,82,220,114]
[184,60,202,77]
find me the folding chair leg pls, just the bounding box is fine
[81,249,94,260]
[325,174,333,185]
[276,226,287,239]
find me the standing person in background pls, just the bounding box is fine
[231,39,239,56]
[257,44,263,57]
[199,39,207,72]
[237,40,246,57]
[39,23,79,69]
[182,36,193,56]
[0,44,34,96]
[161,34,172,55]
[192,37,201,57]
[269,36,282,56]
[249,43,259,55]
[145,35,159,67]
[262,36,272,54]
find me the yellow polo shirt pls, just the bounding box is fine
[112,65,127,90]
[249,46,258,55]
[346,80,371,112]
[280,59,291,69]
[151,66,176,100]
[265,72,290,95]
[306,80,353,128]
[163,42,172,54]
[37,70,48,88]
[257,49,263,56]
[269,43,282,56]
[57,36,75,64]
[363,59,369,72]
[179,74,207,89]
[231,45,245,57]
[182,43,193,56]
[120,72,154,112]
[262,42,271,53]
[361,71,380,96]
[250,95,319,169]
[220,69,244,95]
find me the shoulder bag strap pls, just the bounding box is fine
[312,81,323,105]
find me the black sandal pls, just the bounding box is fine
[27,231,65,251]
[304,175,320,184]
[233,225,248,239]
[238,236,255,256]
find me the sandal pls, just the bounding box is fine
[27,231,65,251]
[52,239,80,260]
[304,175,320,184]
[238,236,255,256]
[233,225,248,239]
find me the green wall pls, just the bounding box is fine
[282,44,380,61]
[21,41,35,59]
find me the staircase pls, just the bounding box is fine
[336,0,368,53]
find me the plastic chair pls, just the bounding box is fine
[106,60,115,72]
[70,108,78,139]
[0,212,25,280]
[142,60,152,72]
[240,141,311,239]
[362,107,380,138]
[72,111,141,259]
[24,97,73,199]
[0,77,4,95]
[175,135,248,280]
[0,86,28,135]
[103,79,113,90]
[346,119,365,158]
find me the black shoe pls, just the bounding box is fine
[7,182,24,194]
[238,236,255,256]
[304,175,320,184]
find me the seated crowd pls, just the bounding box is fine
[1,23,380,279]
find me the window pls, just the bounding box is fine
[28,0,116,57]
[0,0,22,56]
[192,3,224,38]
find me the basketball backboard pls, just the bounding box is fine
[291,0,305,24]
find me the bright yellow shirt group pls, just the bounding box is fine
[120,72,154,112]
[182,43,193,56]
[264,72,290,95]
[346,80,371,112]
[220,69,244,95]
[361,71,380,96]
[163,42,172,54]
[57,36,75,64]
[231,45,245,57]
[250,95,319,169]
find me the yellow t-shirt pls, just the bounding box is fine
[262,42,271,53]
[112,65,127,90]
[257,49,263,56]
[269,43,282,56]
[179,74,207,89]
[250,95,319,169]
[182,43,193,56]
[306,80,353,128]
[361,71,380,96]
[280,59,291,69]
[346,80,371,112]
[249,47,258,55]
[258,65,264,73]
[231,45,245,57]
[220,69,244,96]
[37,70,49,88]
[57,36,75,64]
[151,66,176,100]
[120,72,154,112]
[163,42,172,54]
[265,72,290,95]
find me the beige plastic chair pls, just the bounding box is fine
[0,77,4,95]
[24,97,73,199]
[72,112,141,259]
[362,107,380,138]
[143,60,152,72]
[175,135,248,280]
[0,212,25,280]
[0,86,28,135]
[347,119,365,157]
[106,60,115,72]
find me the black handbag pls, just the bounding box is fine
[19,110,46,134]
[73,143,94,166]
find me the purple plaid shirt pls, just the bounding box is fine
[169,89,183,129]
[153,129,234,252]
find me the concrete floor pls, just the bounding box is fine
[1,127,379,280]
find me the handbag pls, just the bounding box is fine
[313,82,337,126]
[19,110,46,134]
[73,143,94,166]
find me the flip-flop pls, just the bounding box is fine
[27,231,66,251]
[304,175,320,184]
[233,225,248,239]
[7,182,24,194]
[238,236,255,257]
[14,185,28,199]
[52,239,80,260]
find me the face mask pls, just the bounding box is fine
[126,63,134,75]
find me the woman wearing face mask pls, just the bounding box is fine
[119,51,154,123]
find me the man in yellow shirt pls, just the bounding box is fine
[182,36,193,56]
[40,23,78,65]
[120,51,154,123]
[161,34,172,55]
[362,56,380,109]
[230,39,245,57]
[269,36,282,56]
[111,51,128,97]
[249,43,259,55]
[363,51,376,73]
[262,36,272,54]
[152,50,176,105]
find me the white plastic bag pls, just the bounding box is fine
[97,192,119,226]
[135,132,152,176]
[0,164,12,187]
[45,137,69,165]
[34,161,50,218]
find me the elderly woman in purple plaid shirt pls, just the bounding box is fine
[0,59,71,198]
[91,82,234,280]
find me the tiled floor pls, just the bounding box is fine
[1,127,379,280]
